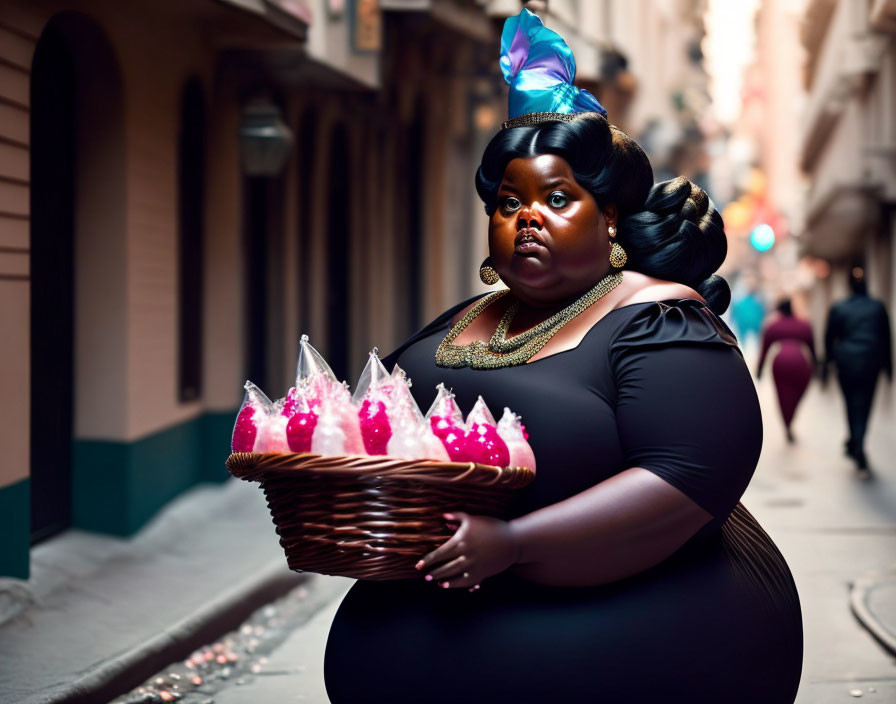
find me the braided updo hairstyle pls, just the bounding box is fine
[474,113,730,314]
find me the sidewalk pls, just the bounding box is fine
[0,476,306,704]
[745,371,896,702]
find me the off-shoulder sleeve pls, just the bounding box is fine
[610,300,762,521]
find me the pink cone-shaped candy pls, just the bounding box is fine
[311,405,346,456]
[421,430,451,461]
[284,335,339,416]
[389,366,425,422]
[464,396,510,468]
[386,366,449,461]
[355,348,395,455]
[334,381,365,455]
[386,410,424,460]
[231,381,272,452]
[264,399,293,453]
[287,408,318,453]
[424,383,467,459]
[497,407,536,471]
[359,398,391,455]
[282,385,317,453]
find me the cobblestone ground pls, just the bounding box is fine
[110,576,350,704]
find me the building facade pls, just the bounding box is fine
[0,0,510,578]
[0,0,711,579]
[799,0,896,340]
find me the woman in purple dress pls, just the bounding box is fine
[757,299,816,442]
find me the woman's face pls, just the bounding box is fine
[488,154,615,307]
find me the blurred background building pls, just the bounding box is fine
[2,0,893,580]
[798,0,896,339]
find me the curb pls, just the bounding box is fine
[33,560,306,704]
[850,573,896,657]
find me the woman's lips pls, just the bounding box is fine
[514,229,547,256]
[514,240,546,256]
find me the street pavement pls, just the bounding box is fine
[116,365,896,703]
[0,475,305,704]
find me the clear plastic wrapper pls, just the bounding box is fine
[296,333,340,395]
[424,383,467,461]
[263,400,293,453]
[384,366,450,460]
[330,381,365,456]
[282,335,364,456]
[497,407,537,470]
[312,404,348,456]
[231,381,273,453]
[351,347,391,404]
[464,396,510,468]
[232,340,531,464]
[355,348,394,455]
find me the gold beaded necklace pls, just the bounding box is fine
[435,271,624,369]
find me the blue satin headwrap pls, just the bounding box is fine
[500,9,607,122]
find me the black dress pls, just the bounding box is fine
[324,299,803,703]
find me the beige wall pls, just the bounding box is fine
[0,0,289,492]
[118,11,215,438]
[203,80,245,412]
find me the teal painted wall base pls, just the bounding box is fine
[202,411,237,483]
[71,409,237,537]
[0,478,30,579]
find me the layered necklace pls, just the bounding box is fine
[435,271,624,369]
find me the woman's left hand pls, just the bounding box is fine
[415,512,520,590]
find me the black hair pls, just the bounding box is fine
[777,298,793,317]
[474,113,731,314]
[850,272,867,295]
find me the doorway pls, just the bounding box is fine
[29,23,75,543]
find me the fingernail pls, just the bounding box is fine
[415,560,425,569]
[425,575,433,582]
[443,513,455,520]
[440,582,450,589]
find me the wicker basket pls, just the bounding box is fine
[226,452,535,581]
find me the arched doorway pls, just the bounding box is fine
[30,22,75,543]
[29,14,125,543]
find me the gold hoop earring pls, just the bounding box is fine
[479,257,500,285]
[609,241,627,269]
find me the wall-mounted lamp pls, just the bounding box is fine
[238,97,294,177]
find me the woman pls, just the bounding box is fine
[325,11,801,703]
[757,299,816,443]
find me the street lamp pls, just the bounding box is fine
[238,97,294,177]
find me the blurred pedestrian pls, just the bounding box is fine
[822,273,893,473]
[757,298,816,443]
[731,288,765,352]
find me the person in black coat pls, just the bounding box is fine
[823,273,893,472]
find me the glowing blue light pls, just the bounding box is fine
[750,223,775,252]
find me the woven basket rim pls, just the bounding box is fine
[226,451,535,488]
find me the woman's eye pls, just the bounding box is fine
[548,192,569,208]
[502,196,521,212]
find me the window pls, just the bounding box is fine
[178,79,205,402]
